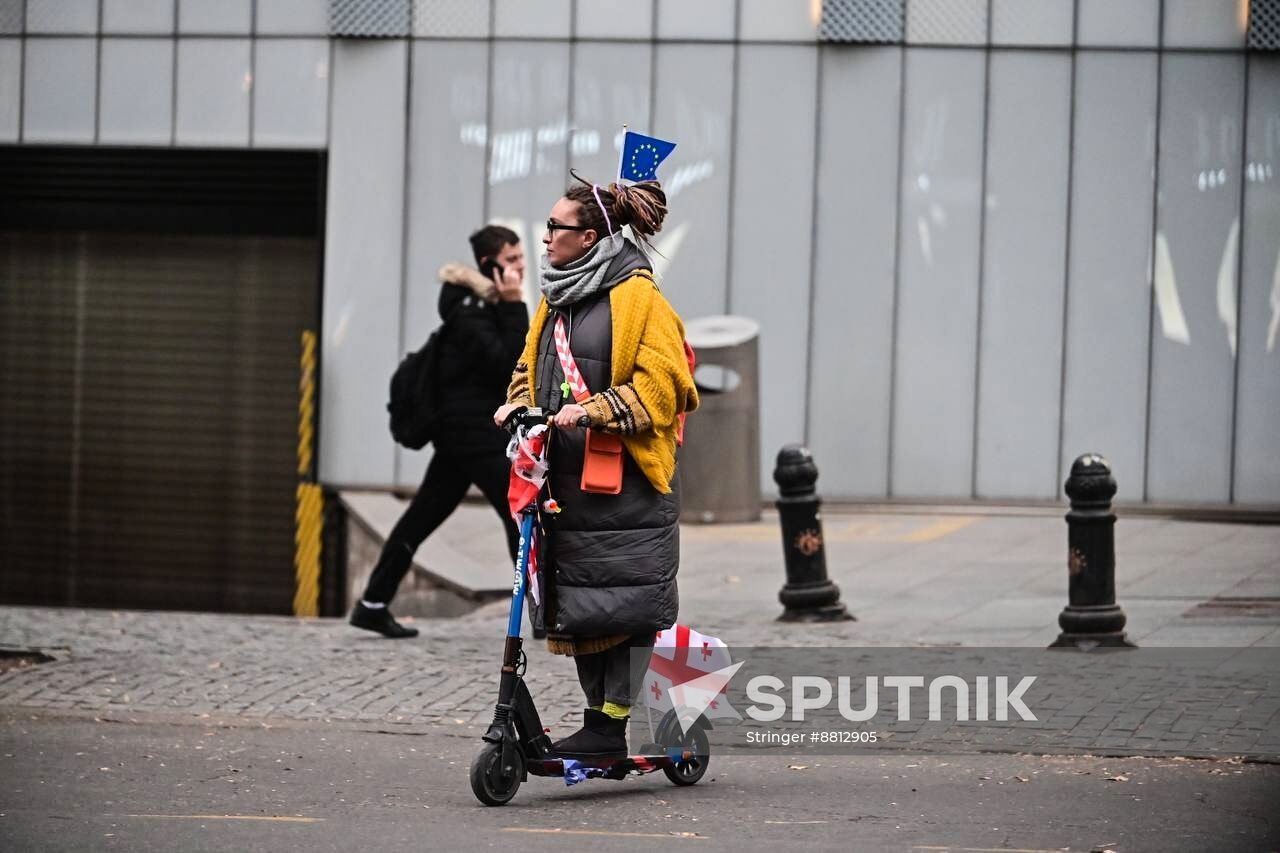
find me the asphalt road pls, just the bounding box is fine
[1,713,1276,853]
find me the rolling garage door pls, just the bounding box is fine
[0,147,324,614]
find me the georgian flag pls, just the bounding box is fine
[506,424,549,605]
[645,625,742,733]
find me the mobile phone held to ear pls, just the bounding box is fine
[480,258,505,281]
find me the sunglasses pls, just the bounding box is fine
[546,219,590,235]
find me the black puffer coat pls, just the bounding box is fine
[432,273,529,457]
[531,286,680,637]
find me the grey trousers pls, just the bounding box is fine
[574,633,656,708]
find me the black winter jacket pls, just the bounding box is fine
[531,286,680,638]
[432,275,529,456]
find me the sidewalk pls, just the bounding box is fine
[1,506,1277,758]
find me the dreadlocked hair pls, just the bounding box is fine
[565,168,667,247]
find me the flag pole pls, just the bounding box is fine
[616,124,628,184]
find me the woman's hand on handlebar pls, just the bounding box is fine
[493,403,522,428]
[553,404,589,430]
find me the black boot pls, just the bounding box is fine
[349,602,419,638]
[550,708,628,760]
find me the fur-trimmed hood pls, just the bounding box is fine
[438,262,497,302]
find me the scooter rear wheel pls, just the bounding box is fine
[470,741,524,806]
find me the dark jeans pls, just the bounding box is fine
[575,633,657,708]
[361,448,519,605]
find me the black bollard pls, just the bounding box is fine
[774,445,854,623]
[1050,453,1136,650]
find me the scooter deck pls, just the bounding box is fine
[528,748,698,780]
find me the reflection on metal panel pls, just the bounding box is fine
[892,49,985,498]
[1147,53,1246,503]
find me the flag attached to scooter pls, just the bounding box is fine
[645,625,742,734]
[507,424,549,605]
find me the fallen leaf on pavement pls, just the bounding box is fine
[1106,775,1129,782]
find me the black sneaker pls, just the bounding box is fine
[550,708,627,760]
[349,603,419,638]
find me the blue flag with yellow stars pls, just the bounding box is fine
[619,130,676,182]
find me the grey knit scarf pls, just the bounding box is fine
[539,232,650,308]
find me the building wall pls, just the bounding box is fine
[3,0,1278,507]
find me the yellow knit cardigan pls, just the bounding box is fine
[507,272,699,494]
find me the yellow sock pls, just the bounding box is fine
[601,701,629,720]
[589,704,603,712]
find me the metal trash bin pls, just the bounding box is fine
[680,315,761,523]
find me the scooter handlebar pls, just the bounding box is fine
[502,406,592,433]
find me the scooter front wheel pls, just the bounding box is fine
[657,712,711,787]
[470,741,524,806]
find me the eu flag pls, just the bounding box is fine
[619,130,676,182]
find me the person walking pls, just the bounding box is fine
[351,226,530,638]
[494,172,698,758]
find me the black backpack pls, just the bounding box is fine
[387,327,447,450]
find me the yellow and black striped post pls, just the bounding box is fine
[293,329,322,618]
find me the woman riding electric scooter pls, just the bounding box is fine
[493,170,698,760]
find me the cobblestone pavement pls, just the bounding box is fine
[0,606,585,730]
[3,510,1277,758]
[2,605,1277,761]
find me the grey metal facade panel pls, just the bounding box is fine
[727,45,818,487]
[569,41,653,188]
[905,0,988,46]
[329,0,411,37]
[1147,53,1246,503]
[486,40,570,243]
[820,0,903,44]
[1163,0,1247,49]
[252,38,330,148]
[1059,52,1158,504]
[575,0,653,40]
[739,0,819,42]
[25,0,98,34]
[22,38,97,143]
[891,48,986,498]
[0,38,18,140]
[257,0,331,36]
[411,0,490,37]
[102,0,175,34]
[1250,0,1280,50]
[399,39,490,487]
[178,0,252,34]
[174,39,252,146]
[99,38,174,145]
[650,42,735,321]
[0,1,22,34]
[1233,57,1280,502]
[1076,0,1160,48]
[975,51,1071,500]
[320,40,407,485]
[808,46,902,498]
[492,0,570,39]
[990,0,1073,47]
[656,0,735,40]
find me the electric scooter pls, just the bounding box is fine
[469,407,711,806]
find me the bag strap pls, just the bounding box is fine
[552,314,592,403]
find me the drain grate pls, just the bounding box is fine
[1183,596,1280,619]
